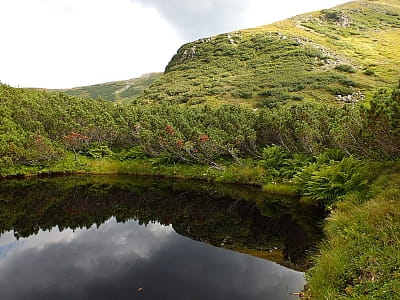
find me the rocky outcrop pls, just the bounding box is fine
[336,91,365,103]
[321,10,351,27]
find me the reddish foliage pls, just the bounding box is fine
[175,139,184,149]
[34,134,45,145]
[63,132,90,146]
[199,134,209,142]
[165,124,175,136]
[158,136,166,144]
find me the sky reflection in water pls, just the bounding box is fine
[0,217,304,300]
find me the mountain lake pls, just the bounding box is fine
[0,175,325,300]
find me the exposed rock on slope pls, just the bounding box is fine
[138,0,400,107]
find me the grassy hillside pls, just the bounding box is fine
[139,0,400,107]
[57,72,162,103]
[1,2,400,299]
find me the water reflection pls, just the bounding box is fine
[0,218,305,300]
[0,175,324,299]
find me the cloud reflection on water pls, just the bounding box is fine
[0,217,304,300]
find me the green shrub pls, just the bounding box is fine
[363,69,375,76]
[118,146,147,160]
[233,89,253,99]
[335,64,356,73]
[327,85,353,95]
[261,146,313,181]
[292,95,304,101]
[321,9,342,22]
[0,156,13,168]
[293,157,369,206]
[261,146,288,181]
[280,153,313,178]
[315,148,347,164]
[86,145,113,159]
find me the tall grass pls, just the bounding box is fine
[306,173,400,299]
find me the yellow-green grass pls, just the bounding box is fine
[262,182,298,196]
[254,0,400,88]
[0,154,266,186]
[139,0,400,107]
[306,172,400,299]
[50,72,162,103]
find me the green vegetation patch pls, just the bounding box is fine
[306,172,400,299]
[1,81,399,176]
[55,73,162,103]
[139,32,357,106]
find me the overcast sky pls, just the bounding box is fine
[0,0,349,89]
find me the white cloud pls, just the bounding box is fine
[0,0,182,88]
[131,0,248,40]
[0,218,174,264]
[0,0,349,88]
[243,0,350,28]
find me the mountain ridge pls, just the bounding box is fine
[54,72,162,103]
[137,0,400,107]
[54,0,400,108]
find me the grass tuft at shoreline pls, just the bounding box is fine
[0,154,267,186]
[305,173,400,299]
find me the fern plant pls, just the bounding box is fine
[293,157,369,207]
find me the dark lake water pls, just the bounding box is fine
[0,175,324,300]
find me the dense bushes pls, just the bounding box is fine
[334,64,356,73]
[0,85,128,166]
[0,81,399,172]
[124,104,257,164]
[361,84,400,158]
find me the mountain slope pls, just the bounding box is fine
[139,0,400,107]
[58,72,162,103]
